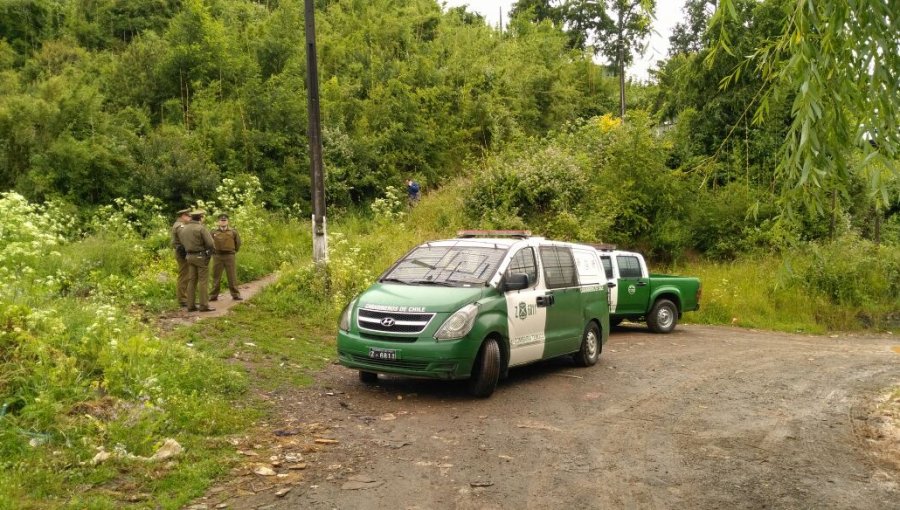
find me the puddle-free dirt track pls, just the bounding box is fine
[204,324,899,510]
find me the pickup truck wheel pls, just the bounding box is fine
[648,299,678,334]
[573,322,600,367]
[468,337,500,398]
[359,370,378,384]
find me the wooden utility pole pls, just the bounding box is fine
[304,0,327,263]
[617,8,625,118]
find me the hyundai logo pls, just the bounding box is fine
[381,317,396,327]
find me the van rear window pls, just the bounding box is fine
[382,244,507,286]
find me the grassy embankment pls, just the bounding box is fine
[2,181,897,508]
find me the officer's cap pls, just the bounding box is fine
[190,209,206,216]
[218,213,229,220]
[177,208,191,215]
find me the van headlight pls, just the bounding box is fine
[434,304,478,340]
[339,298,357,332]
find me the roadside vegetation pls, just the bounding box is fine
[1,173,897,507]
[0,0,897,507]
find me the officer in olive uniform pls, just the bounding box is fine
[210,213,243,301]
[171,208,192,306]
[176,210,216,312]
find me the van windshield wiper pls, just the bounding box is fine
[409,279,456,286]
[380,277,410,284]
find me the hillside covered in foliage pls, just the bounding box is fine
[2,0,897,255]
[0,0,618,211]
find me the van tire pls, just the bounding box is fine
[648,299,678,334]
[574,322,600,367]
[468,338,500,398]
[359,370,378,384]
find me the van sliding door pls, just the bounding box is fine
[538,246,581,358]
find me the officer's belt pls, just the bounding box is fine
[215,251,236,255]
[187,251,207,255]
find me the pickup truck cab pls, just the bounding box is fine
[596,248,701,334]
[337,231,611,397]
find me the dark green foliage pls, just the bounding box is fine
[0,0,616,213]
[0,0,894,257]
[132,125,221,206]
[668,0,715,56]
[462,111,795,261]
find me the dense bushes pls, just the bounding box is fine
[462,113,787,260]
[0,0,615,212]
[791,235,900,309]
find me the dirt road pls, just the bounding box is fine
[158,274,278,331]
[206,325,899,510]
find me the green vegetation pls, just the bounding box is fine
[0,182,302,508]
[677,241,900,333]
[0,0,897,506]
[1,174,897,507]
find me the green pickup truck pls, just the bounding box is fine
[596,248,701,334]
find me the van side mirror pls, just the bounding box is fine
[503,273,530,292]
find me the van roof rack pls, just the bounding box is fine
[457,229,532,239]
[590,243,617,251]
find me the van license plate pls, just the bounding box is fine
[369,347,398,360]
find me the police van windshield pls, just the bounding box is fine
[381,244,508,287]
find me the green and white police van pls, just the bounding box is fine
[337,231,612,397]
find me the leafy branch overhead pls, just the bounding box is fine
[708,0,899,213]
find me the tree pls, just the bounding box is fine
[543,1,653,118]
[595,1,654,118]
[709,0,899,215]
[509,0,567,27]
[668,0,715,56]
[515,1,655,117]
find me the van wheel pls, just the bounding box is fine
[359,371,378,384]
[648,299,678,334]
[468,338,500,398]
[574,322,600,367]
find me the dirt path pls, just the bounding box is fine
[158,274,279,331]
[191,325,899,510]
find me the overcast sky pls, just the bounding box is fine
[441,0,687,81]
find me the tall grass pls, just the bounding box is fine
[676,257,833,333]
[0,187,317,507]
[670,239,899,333]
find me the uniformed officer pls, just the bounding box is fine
[176,210,216,312]
[171,208,192,307]
[210,213,242,301]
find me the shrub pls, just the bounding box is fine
[789,234,900,308]
[370,185,406,222]
[464,145,587,227]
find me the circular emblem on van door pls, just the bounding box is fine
[381,317,396,327]
[628,284,636,295]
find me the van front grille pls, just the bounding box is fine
[357,309,435,334]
